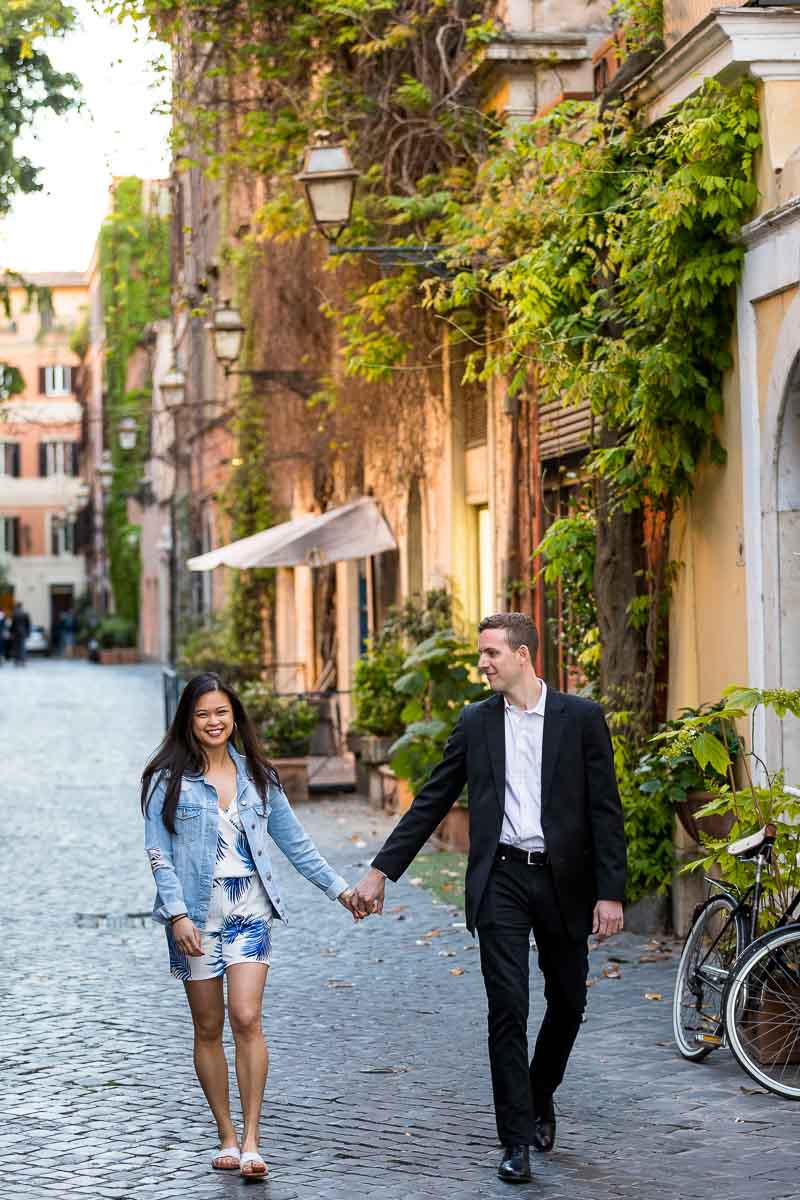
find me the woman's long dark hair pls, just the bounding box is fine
[141,673,278,834]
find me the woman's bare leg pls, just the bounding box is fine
[184,977,238,1159]
[226,964,269,1155]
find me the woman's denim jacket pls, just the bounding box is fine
[144,746,348,928]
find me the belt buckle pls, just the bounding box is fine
[527,849,537,865]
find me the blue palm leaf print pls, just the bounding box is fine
[215,831,226,863]
[167,934,191,982]
[221,875,252,904]
[221,914,271,961]
[234,828,257,873]
[207,935,225,978]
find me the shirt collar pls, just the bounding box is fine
[504,679,547,717]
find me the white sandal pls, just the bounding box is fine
[239,1150,268,1179]
[211,1146,241,1171]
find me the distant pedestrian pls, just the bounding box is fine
[141,673,363,1179]
[60,608,77,658]
[9,603,30,667]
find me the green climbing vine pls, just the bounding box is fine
[99,177,169,627]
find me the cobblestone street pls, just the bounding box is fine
[2,661,800,1199]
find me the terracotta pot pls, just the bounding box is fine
[98,647,139,665]
[435,805,470,853]
[676,790,735,844]
[272,757,309,806]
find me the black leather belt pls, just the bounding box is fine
[496,844,549,866]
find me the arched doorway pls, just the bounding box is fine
[776,355,800,784]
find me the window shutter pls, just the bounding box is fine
[39,367,47,395]
[12,444,20,477]
[538,398,593,461]
[12,517,20,556]
[65,365,73,393]
[39,443,48,477]
[70,443,79,476]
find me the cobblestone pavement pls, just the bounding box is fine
[3,660,800,1200]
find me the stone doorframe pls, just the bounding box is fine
[737,200,800,773]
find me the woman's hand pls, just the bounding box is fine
[171,916,204,955]
[338,888,367,922]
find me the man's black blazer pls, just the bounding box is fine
[372,688,626,940]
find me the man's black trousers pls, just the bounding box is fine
[476,855,589,1145]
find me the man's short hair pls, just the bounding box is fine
[478,612,539,661]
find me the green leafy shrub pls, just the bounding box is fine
[96,615,136,649]
[657,686,800,925]
[389,628,488,798]
[351,636,407,737]
[614,736,674,906]
[635,703,742,805]
[177,611,262,688]
[240,683,318,757]
[351,588,454,738]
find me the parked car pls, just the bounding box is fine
[25,625,50,655]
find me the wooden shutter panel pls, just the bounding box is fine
[39,366,47,395]
[12,517,20,556]
[538,398,593,461]
[65,365,73,393]
[39,443,48,477]
[11,444,20,477]
[70,443,79,476]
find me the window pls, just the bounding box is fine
[0,442,20,477]
[39,441,80,477]
[0,516,20,556]
[51,516,76,557]
[39,365,73,396]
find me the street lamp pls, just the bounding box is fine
[75,480,91,507]
[117,416,138,451]
[208,300,318,398]
[295,130,359,242]
[160,362,186,410]
[209,300,245,369]
[297,130,445,273]
[97,449,113,491]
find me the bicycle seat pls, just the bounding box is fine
[726,823,777,859]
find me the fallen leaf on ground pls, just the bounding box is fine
[320,948,338,957]
[415,939,433,947]
[440,869,460,877]
[420,929,442,939]
[449,967,465,976]
[326,979,354,989]
[639,953,671,963]
[607,955,629,964]
[644,992,663,1001]
[739,1086,770,1096]
[586,978,598,988]
[438,950,456,958]
[440,883,455,892]
[408,877,423,886]
[388,906,408,914]
[602,964,621,979]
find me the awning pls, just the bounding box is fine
[187,497,396,572]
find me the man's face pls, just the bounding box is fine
[478,628,527,693]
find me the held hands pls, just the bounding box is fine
[338,888,368,921]
[350,868,386,918]
[592,899,624,940]
[171,916,204,956]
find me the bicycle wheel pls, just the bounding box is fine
[673,894,746,1060]
[724,924,800,1099]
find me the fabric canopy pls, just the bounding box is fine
[187,496,396,572]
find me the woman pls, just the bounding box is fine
[142,672,361,1179]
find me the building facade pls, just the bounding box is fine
[0,273,88,636]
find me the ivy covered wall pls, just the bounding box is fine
[99,177,170,627]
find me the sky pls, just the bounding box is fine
[0,0,171,275]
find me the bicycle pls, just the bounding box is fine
[672,791,800,1099]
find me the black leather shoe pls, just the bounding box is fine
[498,1144,531,1183]
[532,1097,556,1153]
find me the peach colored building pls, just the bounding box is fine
[0,273,88,635]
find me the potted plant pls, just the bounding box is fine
[639,702,743,843]
[388,627,489,846]
[94,615,138,665]
[240,683,318,805]
[660,686,800,933]
[349,633,407,805]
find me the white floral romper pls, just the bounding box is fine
[167,795,274,982]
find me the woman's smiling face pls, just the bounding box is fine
[192,689,234,752]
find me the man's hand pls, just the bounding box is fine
[338,888,367,921]
[592,899,624,940]
[171,916,204,956]
[351,868,386,917]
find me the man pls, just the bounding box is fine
[10,602,30,668]
[352,612,626,1184]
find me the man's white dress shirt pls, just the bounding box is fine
[500,680,547,852]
